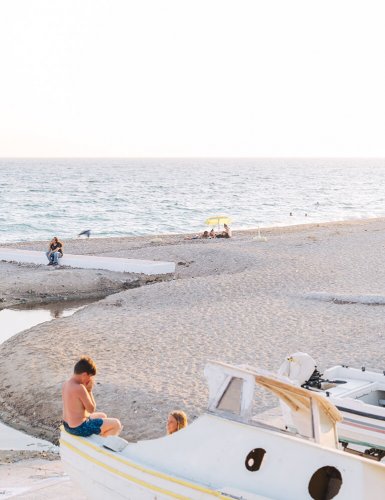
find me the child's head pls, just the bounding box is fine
[167,410,188,434]
[74,356,97,376]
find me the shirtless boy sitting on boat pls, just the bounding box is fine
[62,356,122,437]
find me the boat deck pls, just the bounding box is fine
[326,379,375,397]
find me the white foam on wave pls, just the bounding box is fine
[305,292,385,305]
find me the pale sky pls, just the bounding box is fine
[1,0,384,157]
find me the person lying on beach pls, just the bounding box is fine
[167,410,188,435]
[209,229,216,238]
[62,356,122,437]
[46,236,63,266]
[185,230,209,240]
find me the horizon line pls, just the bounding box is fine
[1,156,385,160]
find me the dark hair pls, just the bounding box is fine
[74,356,97,375]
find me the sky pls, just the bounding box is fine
[1,0,385,158]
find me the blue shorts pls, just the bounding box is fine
[63,418,103,437]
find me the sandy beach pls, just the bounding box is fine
[3,0,385,493]
[1,218,385,495]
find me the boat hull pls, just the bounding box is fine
[60,414,385,500]
[323,366,385,450]
[337,407,385,451]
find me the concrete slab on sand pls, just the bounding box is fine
[0,248,175,275]
[0,422,57,453]
[0,459,86,499]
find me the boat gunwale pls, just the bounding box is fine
[61,413,385,472]
[60,425,235,499]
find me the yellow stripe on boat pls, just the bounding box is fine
[60,434,231,499]
[61,438,189,499]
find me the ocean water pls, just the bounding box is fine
[0,158,384,244]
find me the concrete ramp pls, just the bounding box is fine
[0,248,175,275]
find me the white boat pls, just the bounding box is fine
[279,353,385,456]
[60,360,385,499]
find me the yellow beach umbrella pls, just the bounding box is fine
[205,215,232,231]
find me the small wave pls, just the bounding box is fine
[305,292,385,305]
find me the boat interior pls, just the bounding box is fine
[322,372,385,408]
[357,390,385,407]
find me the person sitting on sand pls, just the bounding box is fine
[223,223,232,238]
[46,236,63,266]
[216,223,232,239]
[62,356,122,437]
[209,229,216,238]
[167,410,188,435]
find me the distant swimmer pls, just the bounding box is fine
[289,212,293,216]
[78,229,91,238]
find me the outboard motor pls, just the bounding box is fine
[278,353,320,433]
[278,352,317,386]
[302,367,323,389]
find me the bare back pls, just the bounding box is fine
[62,378,95,427]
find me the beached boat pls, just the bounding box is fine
[279,353,385,456]
[60,360,385,499]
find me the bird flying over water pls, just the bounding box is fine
[78,229,91,238]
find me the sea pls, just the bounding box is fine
[0,157,384,244]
